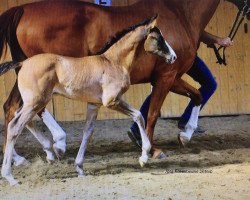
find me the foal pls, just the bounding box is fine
[0,16,176,186]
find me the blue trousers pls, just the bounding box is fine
[130,56,217,137]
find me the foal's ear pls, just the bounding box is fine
[147,14,158,30]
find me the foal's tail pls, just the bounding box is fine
[0,61,21,76]
[0,6,24,60]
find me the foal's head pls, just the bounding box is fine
[97,15,177,65]
[143,17,177,64]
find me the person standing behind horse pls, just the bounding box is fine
[128,31,233,148]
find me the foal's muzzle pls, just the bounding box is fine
[166,54,177,64]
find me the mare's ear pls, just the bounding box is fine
[146,14,158,30]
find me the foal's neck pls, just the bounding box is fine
[103,32,143,72]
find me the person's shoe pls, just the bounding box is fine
[127,129,142,149]
[194,125,206,134]
[177,122,186,131]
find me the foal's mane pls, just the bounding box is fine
[97,17,152,55]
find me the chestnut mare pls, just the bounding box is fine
[0,0,246,159]
[0,16,177,186]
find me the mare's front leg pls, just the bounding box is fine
[75,103,99,177]
[171,78,202,147]
[107,99,151,167]
[147,72,176,159]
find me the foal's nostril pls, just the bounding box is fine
[170,55,177,63]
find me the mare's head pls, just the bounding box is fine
[226,0,250,19]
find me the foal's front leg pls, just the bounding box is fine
[75,103,99,176]
[108,99,151,167]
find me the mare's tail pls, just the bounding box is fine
[0,61,21,76]
[0,6,24,60]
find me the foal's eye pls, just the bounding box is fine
[151,36,158,40]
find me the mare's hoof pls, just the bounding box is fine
[139,158,146,168]
[53,144,65,160]
[152,150,167,159]
[178,133,189,148]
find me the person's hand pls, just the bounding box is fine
[217,37,233,47]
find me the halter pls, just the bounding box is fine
[210,0,250,65]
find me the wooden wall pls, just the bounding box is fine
[0,0,249,122]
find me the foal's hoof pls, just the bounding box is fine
[53,144,65,160]
[178,133,189,148]
[14,157,30,167]
[10,179,20,187]
[46,157,55,164]
[78,173,86,178]
[4,175,20,186]
[76,165,86,177]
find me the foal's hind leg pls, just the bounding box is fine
[26,121,55,163]
[75,103,99,176]
[1,105,37,186]
[3,82,28,166]
[4,83,66,164]
[108,99,151,167]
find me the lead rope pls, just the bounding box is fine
[210,1,249,65]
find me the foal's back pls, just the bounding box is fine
[18,53,126,104]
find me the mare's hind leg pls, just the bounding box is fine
[108,99,151,167]
[171,78,202,147]
[178,105,201,147]
[3,82,28,166]
[75,103,99,177]
[26,121,55,163]
[39,109,66,159]
[1,105,37,186]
